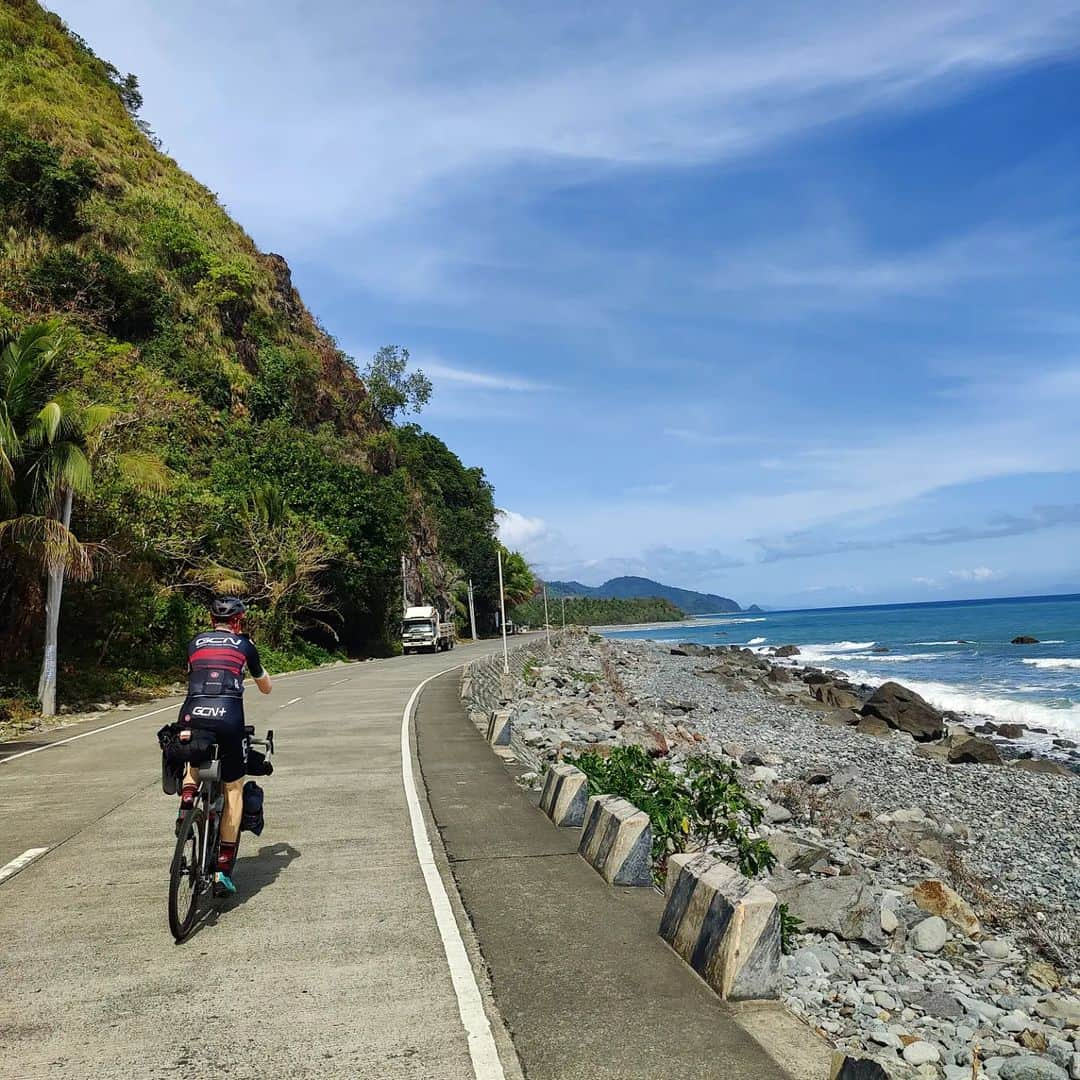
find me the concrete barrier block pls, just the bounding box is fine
[486,709,511,746]
[460,676,473,701]
[539,764,589,827]
[578,794,652,886]
[659,853,781,1002]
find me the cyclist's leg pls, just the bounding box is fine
[215,700,248,884]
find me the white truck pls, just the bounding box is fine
[401,605,455,654]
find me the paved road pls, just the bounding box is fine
[0,641,518,1079]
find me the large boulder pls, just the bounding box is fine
[769,875,886,947]
[860,682,946,742]
[811,682,863,711]
[773,644,800,658]
[947,736,1004,766]
[1011,636,1040,645]
[854,715,892,739]
[1013,758,1072,778]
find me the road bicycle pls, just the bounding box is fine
[167,725,274,942]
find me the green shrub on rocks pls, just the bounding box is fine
[567,745,777,884]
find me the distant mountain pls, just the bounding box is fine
[545,576,741,614]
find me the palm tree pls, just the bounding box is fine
[499,547,536,609]
[0,322,168,715]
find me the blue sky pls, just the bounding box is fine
[52,1,1080,608]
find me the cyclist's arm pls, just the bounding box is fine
[245,639,273,695]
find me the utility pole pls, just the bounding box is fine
[561,595,566,629]
[467,579,478,641]
[401,554,409,614]
[543,583,551,651]
[497,549,509,675]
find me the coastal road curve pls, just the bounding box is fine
[0,638,525,1079]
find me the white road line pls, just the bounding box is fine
[0,664,357,767]
[401,669,506,1080]
[278,697,302,709]
[0,847,49,885]
[0,704,176,766]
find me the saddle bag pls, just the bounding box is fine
[156,723,217,795]
[241,780,265,836]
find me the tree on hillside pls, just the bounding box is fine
[0,322,169,714]
[184,483,343,648]
[361,346,432,425]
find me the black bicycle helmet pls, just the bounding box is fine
[209,596,247,620]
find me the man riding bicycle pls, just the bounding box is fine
[177,596,272,894]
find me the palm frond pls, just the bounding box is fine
[116,450,171,493]
[0,514,95,580]
[185,562,249,595]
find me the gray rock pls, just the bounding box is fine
[785,947,825,979]
[768,833,830,872]
[983,939,1012,960]
[999,1057,1069,1080]
[911,916,948,954]
[902,1040,941,1066]
[911,990,965,1019]
[770,875,887,947]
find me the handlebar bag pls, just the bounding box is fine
[241,780,265,835]
[246,748,273,777]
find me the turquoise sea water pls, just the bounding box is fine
[604,594,1080,737]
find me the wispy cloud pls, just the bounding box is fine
[711,219,1074,312]
[754,503,1080,562]
[61,1,1080,241]
[423,361,554,393]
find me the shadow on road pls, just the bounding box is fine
[229,841,301,907]
[176,842,301,944]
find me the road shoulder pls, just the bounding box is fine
[416,668,799,1080]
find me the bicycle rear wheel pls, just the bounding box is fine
[169,806,204,941]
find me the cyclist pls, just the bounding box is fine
[176,596,272,894]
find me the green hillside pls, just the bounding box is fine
[545,576,741,614]
[0,1,506,714]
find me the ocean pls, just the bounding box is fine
[603,593,1080,738]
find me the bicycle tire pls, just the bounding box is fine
[169,805,204,941]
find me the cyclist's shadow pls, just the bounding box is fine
[227,841,301,907]
[185,841,301,939]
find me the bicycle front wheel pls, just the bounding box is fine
[169,806,205,941]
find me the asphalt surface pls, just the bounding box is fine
[0,641,516,1079]
[417,670,796,1080]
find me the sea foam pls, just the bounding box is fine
[1021,658,1080,670]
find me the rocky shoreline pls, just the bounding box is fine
[500,631,1079,1080]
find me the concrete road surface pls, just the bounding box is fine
[0,641,519,1079]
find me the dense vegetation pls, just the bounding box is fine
[511,595,684,627]
[0,1,518,718]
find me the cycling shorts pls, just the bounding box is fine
[178,697,248,783]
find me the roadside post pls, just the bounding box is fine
[467,578,478,641]
[543,584,551,652]
[497,550,510,675]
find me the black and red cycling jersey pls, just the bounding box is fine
[185,632,265,699]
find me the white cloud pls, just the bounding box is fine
[496,509,551,550]
[422,361,553,392]
[53,1,1080,242]
[948,566,1002,581]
